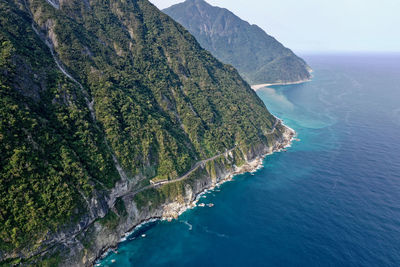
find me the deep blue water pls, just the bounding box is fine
[99,54,400,266]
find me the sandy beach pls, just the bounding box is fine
[251,78,311,91]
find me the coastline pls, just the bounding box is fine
[95,120,296,265]
[251,78,312,91]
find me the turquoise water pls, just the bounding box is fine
[99,54,400,266]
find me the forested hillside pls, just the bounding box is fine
[164,0,312,85]
[0,0,289,265]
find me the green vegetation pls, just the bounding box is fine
[97,211,119,229]
[0,0,283,263]
[40,253,62,267]
[0,252,61,267]
[115,197,127,217]
[164,0,312,84]
[0,0,120,253]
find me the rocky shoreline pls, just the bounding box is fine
[93,121,296,266]
[7,119,295,266]
[0,120,295,267]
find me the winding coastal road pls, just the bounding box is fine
[151,147,236,185]
[132,118,280,194]
[124,146,237,198]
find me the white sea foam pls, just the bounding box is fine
[182,220,193,231]
[203,227,228,238]
[119,218,158,242]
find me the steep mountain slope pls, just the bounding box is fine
[164,0,312,85]
[0,0,293,265]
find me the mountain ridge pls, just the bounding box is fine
[163,0,312,85]
[0,0,293,265]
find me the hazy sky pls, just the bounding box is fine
[150,0,400,53]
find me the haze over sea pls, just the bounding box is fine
[99,54,400,266]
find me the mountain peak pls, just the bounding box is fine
[187,0,207,3]
[164,1,311,85]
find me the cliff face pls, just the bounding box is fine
[0,0,293,265]
[164,0,312,85]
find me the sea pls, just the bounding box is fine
[99,54,400,266]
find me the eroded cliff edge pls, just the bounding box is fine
[64,122,294,266]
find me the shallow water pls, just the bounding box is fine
[99,54,400,266]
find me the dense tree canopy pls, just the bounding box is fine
[0,0,280,261]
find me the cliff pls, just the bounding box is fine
[0,0,293,265]
[163,0,312,85]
